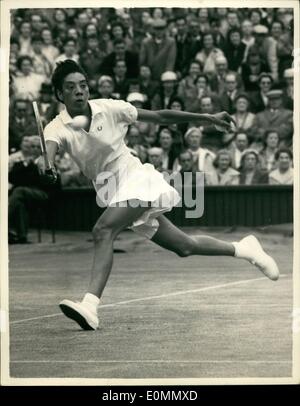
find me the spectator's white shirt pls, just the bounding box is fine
[41,45,60,66]
[195,48,224,74]
[269,168,293,185]
[13,73,44,100]
[44,99,138,180]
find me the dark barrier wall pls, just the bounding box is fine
[52,185,293,231]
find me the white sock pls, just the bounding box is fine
[82,293,100,311]
[232,241,251,260]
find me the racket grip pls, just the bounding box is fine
[45,168,57,183]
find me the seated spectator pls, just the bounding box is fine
[177,127,215,174]
[9,135,32,171]
[125,125,147,163]
[197,96,224,153]
[9,99,38,151]
[210,17,227,52]
[17,20,33,56]
[38,83,59,126]
[226,132,250,169]
[54,37,79,65]
[238,149,269,185]
[167,96,188,140]
[138,65,159,108]
[231,93,255,132]
[251,24,278,81]
[100,38,139,79]
[258,129,279,172]
[176,150,200,187]
[197,8,211,34]
[209,55,234,94]
[241,19,255,61]
[250,89,293,148]
[269,148,293,185]
[281,68,293,111]
[224,28,246,72]
[250,72,273,113]
[177,60,202,111]
[174,16,198,75]
[206,149,240,185]
[141,126,158,149]
[31,35,52,78]
[8,136,59,244]
[195,32,224,75]
[110,21,135,52]
[112,60,130,100]
[241,46,270,92]
[157,127,178,172]
[189,73,220,113]
[13,56,44,100]
[151,71,178,110]
[139,18,177,80]
[187,19,203,59]
[219,72,241,114]
[276,18,293,79]
[147,147,164,172]
[249,9,262,26]
[41,28,60,67]
[30,13,44,35]
[96,75,116,99]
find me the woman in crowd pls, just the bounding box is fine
[269,148,293,185]
[239,149,269,185]
[206,149,240,185]
[157,127,179,172]
[224,28,246,72]
[258,129,279,173]
[195,32,224,75]
[231,94,255,133]
[177,60,202,112]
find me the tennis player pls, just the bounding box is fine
[38,60,279,330]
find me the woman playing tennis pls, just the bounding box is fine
[38,60,279,330]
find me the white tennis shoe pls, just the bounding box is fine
[235,235,279,281]
[59,299,99,330]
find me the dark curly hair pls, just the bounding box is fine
[51,59,88,103]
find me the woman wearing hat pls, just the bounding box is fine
[231,93,255,133]
[38,60,279,331]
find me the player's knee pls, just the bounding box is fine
[176,245,193,257]
[92,222,114,243]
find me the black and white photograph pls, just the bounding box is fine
[0,0,299,385]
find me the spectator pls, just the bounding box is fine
[100,38,139,78]
[177,150,199,187]
[138,65,159,107]
[198,8,211,34]
[9,99,38,152]
[219,72,240,114]
[224,28,246,72]
[231,93,255,132]
[79,35,106,78]
[177,60,202,111]
[112,60,130,100]
[249,9,262,26]
[174,16,195,75]
[31,35,52,78]
[110,21,135,52]
[239,149,268,184]
[157,127,178,172]
[190,73,219,113]
[30,13,44,35]
[187,19,203,59]
[282,68,293,110]
[195,32,224,75]
[125,125,147,163]
[8,136,59,244]
[147,147,164,172]
[9,135,32,171]
[241,20,255,61]
[38,83,59,126]
[227,132,250,169]
[167,96,188,141]
[209,55,229,94]
[250,24,278,80]
[206,149,239,185]
[277,18,293,79]
[17,20,33,56]
[269,148,293,185]
[41,28,60,66]
[241,46,270,92]
[250,89,293,148]
[250,72,273,113]
[139,18,177,80]
[182,127,215,174]
[55,37,79,65]
[151,71,178,110]
[13,56,44,100]
[258,129,279,172]
[210,18,227,52]
[226,10,240,32]
[96,75,116,99]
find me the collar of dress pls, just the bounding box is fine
[60,100,102,125]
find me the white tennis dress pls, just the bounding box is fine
[44,99,181,238]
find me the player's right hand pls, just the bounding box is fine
[36,156,57,184]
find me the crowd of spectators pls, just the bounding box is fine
[9,7,294,190]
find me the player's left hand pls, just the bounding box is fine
[211,112,236,132]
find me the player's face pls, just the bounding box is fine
[60,72,89,112]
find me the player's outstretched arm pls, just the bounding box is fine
[36,140,58,182]
[137,109,236,132]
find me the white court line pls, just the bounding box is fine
[10,275,287,325]
[10,360,291,364]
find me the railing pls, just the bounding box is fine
[51,185,293,231]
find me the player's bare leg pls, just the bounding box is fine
[151,215,279,279]
[59,203,150,330]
